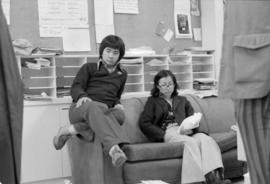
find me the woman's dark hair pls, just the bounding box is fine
[151,70,179,97]
[99,35,125,62]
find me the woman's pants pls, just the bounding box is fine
[165,126,223,184]
[69,100,129,154]
[235,93,270,184]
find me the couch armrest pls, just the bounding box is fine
[185,94,237,133]
[210,131,237,153]
[122,142,184,162]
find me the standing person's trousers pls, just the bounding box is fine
[69,100,129,154]
[235,92,270,184]
[165,126,223,184]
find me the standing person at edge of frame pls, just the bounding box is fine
[53,35,130,168]
[219,1,270,183]
[139,70,231,184]
[0,3,24,184]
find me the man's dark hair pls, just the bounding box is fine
[151,70,179,97]
[99,35,125,62]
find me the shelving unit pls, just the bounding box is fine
[19,56,57,99]
[17,51,215,99]
[169,54,193,90]
[143,55,169,91]
[192,54,215,80]
[190,50,216,90]
[120,56,144,93]
[55,56,86,97]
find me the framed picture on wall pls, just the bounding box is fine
[174,13,192,38]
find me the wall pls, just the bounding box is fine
[201,0,224,80]
[9,0,201,54]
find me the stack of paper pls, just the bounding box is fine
[126,47,156,56]
[193,78,216,90]
[24,92,51,101]
[24,61,41,70]
[146,59,166,66]
[120,58,143,64]
[178,112,202,133]
[35,58,51,67]
[32,47,63,56]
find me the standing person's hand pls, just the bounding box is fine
[76,97,92,108]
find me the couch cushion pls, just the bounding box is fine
[121,97,149,143]
[123,142,184,162]
[123,131,236,162]
[210,131,237,153]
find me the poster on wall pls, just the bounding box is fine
[38,0,89,37]
[63,28,91,51]
[94,0,115,43]
[174,0,192,39]
[113,0,139,14]
[191,0,200,16]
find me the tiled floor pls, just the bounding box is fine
[23,176,246,184]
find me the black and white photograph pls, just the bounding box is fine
[1,0,269,184]
[176,13,191,35]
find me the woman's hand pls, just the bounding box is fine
[179,126,193,135]
[76,97,92,108]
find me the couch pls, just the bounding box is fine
[67,94,247,184]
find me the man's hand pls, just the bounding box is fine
[114,104,124,111]
[76,97,92,108]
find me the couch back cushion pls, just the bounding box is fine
[121,97,149,143]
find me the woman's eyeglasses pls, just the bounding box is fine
[159,83,174,88]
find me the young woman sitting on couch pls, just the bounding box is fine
[139,70,231,184]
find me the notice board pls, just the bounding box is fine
[9,0,201,54]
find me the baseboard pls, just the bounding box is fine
[21,177,72,184]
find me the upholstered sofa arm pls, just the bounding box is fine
[122,142,184,162]
[184,94,237,134]
[210,131,237,153]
